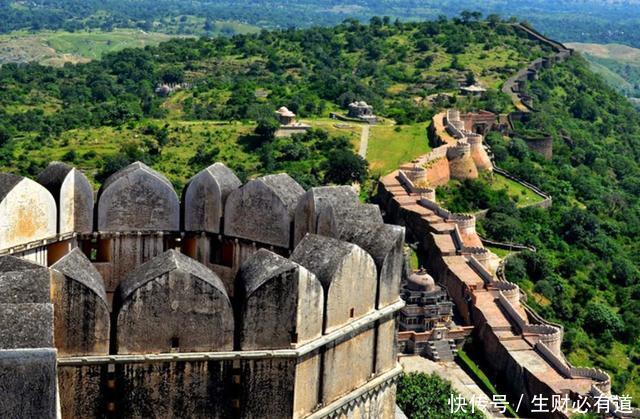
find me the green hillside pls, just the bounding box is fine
[0,16,549,187]
[1,16,639,401]
[568,42,640,100]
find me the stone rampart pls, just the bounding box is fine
[378,165,611,417]
[1,161,405,419]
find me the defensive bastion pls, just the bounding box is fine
[0,161,405,419]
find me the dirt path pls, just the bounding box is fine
[358,124,370,158]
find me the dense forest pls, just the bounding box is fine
[4,0,640,47]
[0,16,546,186]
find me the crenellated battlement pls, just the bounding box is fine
[0,161,405,419]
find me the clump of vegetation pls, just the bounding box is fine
[397,372,484,419]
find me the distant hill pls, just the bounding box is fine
[568,42,640,104]
[0,29,181,65]
[3,0,640,47]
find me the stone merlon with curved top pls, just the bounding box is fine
[182,162,242,233]
[316,202,383,239]
[37,162,94,234]
[224,173,305,248]
[115,249,234,354]
[97,162,180,232]
[293,185,359,246]
[237,249,323,350]
[0,173,57,251]
[50,248,110,356]
[335,221,405,308]
[291,234,377,333]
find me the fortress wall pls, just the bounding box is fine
[240,358,297,418]
[467,133,493,171]
[238,250,324,351]
[375,316,398,374]
[51,269,110,356]
[293,353,322,417]
[322,327,375,403]
[97,163,179,232]
[115,255,234,355]
[424,157,450,187]
[472,317,567,418]
[8,245,49,266]
[0,256,58,419]
[117,360,233,418]
[87,233,169,293]
[58,364,106,419]
[523,136,553,160]
[397,170,435,197]
[447,143,479,180]
[0,163,404,419]
[182,163,242,234]
[0,349,58,419]
[224,174,305,249]
[378,172,609,416]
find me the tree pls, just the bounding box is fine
[397,373,484,419]
[583,302,624,339]
[255,117,280,142]
[323,150,368,185]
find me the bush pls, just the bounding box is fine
[397,372,484,419]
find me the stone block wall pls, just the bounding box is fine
[0,161,405,419]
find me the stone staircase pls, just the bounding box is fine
[426,339,457,362]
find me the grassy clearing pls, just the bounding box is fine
[485,245,511,259]
[490,172,546,207]
[307,118,363,150]
[457,348,519,417]
[367,123,431,176]
[0,29,183,65]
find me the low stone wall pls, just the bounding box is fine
[492,167,552,209]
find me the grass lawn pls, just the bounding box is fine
[490,172,546,207]
[367,123,431,176]
[0,29,182,65]
[457,348,519,417]
[307,118,363,150]
[485,245,511,259]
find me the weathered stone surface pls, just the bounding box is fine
[316,202,383,239]
[0,303,54,349]
[336,222,405,308]
[293,186,359,246]
[51,248,110,356]
[237,249,323,350]
[291,234,377,332]
[183,163,241,233]
[0,255,50,304]
[293,354,321,417]
[37,162,94,233]
[115,250,234,354]
[0,174,56,251]
[97,162,179,231]
[224,173,305,248]
[239,358,296,419]
[118,360,233,418]
[58,364,106,419]
[0,348,57,419]
[322,328,375,403]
